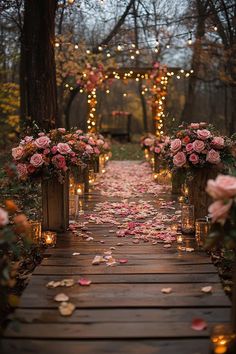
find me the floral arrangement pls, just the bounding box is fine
[168,122,233,170]
[152,135,170,156]
[12,128,111,182]
[206,174,236,249]
[76,63,107,92]
[0,201,31,312]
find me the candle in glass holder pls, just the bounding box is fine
[76,183,85,197]
[210,324,236,354]
[195,218,211,248]
[182,182,189,197]
[69,177,75,196]
[176,233,183,243]
[181,204,195,234]
[29,220,42,243]
[42,231,57,247]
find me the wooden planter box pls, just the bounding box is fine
[42,175,69,232]
[171,169,185,195]
[187,168,217,219]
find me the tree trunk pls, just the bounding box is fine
[20,0,58,130]
[181,0,206,122]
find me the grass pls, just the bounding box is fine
[111,142,144,161]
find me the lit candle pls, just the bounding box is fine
[210,324,235,354]
[176,234,183,243]
[181,204,195,234]
[43,231,57,247]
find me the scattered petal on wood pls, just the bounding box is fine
[117,243,124,246]
[72,252,80,256]
[119,259,128,264]
[60,279,74,287]
[92,255,103,265]
[163,244,172,248]
[191,318,207,331]
[201,286,212,293]
[59,302,75,316]
[46,281,61,288]
[54,293,69,302]
[161,288,172,294]
[78,278,92,286]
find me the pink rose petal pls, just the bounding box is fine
[191,318,207,331]
[78,278,92,286]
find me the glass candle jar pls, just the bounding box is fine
[195,218,211,248]
[89,169,95,185]
[210,324,236,354]
[29,220,42,243]
[42,231,57,247]
[181,204,195,234]
[75,183,85,197]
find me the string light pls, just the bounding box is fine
[74,43,79,49]
[188,32,192,45]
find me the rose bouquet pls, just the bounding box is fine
[169,122,233,171]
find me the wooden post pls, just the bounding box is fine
[187,168,217,219]
[42,175,69,232]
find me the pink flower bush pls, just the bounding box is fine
[168,122,232,171]
[0,207,9,226]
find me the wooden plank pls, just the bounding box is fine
[33,264,217,275]
[13,308,230,324]
[0,339,211,354]
[18,283,230,308]
[25,273,222,284]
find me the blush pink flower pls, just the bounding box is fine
[197,129,211,140]
[206,149,221,164]
[35,136,51,149]
[154,147,161,154]
[0,207,9,226]
[189,153,199,164]
[51,146,57,154]
[193,140,205,153]
[58,128,66,133]
[211,137,224,149]
[206,175,236,199]
[76,129,83,134]
[94,147,100,155]
[43,148,50,155]
[85,145,94,154]
[12,146,24,160]
[16,163,28,179]
[171,139,182,153]
[88,137,96,146]
[208,199,233,224]
[96,139,104,146]
[190,123,200,129]
[57,143,71,155]
[30,153,44,167]
[173,151,186,167]
[52,154,66,170]
[38,132,45,137]
[144,138,153,146]
[186,143,194,153]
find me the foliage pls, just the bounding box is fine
[0,82,20,148]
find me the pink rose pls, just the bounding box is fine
[171,139,182,153]
[96,139,104,146]
[206,149,221,164]
[58,128,66,133]
[0,207,9,226]
[30,153,44,167]
[85,145,94,154]
[173,151,186,167]
[51,146,57,154]
[208,199,233,225]
[20,136,33,145]
[27,165,36,174]
[76,129,83,134]
[189,153,199,164]
[16,163,28,179]
[193,140,205,153]
[88,137,96,146]
[79,135,86,140]
[35,136,51,149]
[190,123,200,129]
[199,122,207,127]
[38,132,45,137]
[154,147,161,154]
[206,175,236,199]
[197,129,211,140]
[144,138,153,147]
[52,154,66,170]
[186,143,193,153]
[12,146,24,160]
[43,148,50,155]
[57,143,71,155]
[211,137,224,149]
[94,147,100,155]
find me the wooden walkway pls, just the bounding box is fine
[1,188,231,353]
